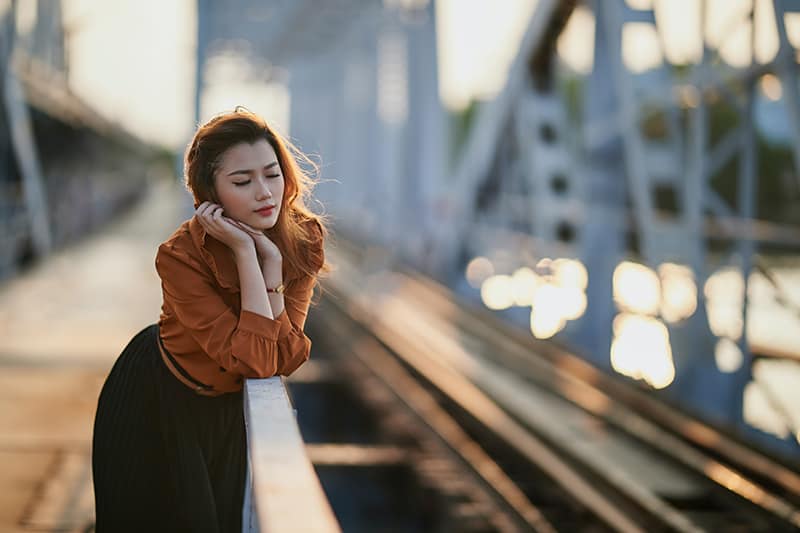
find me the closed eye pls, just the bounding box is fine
[233,174,279,186]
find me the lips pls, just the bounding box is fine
[255,205,276,216]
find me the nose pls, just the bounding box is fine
[255,177,272,200]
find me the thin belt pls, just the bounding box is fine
[156,333,223,397]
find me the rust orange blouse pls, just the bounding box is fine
[154,215,323,395]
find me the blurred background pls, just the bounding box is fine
[1,0,800,531]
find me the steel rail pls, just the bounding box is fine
[323,241,800,530]
[325,259,704,532]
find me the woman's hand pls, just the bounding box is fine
[226,219,283,263]
[195,202,254,255]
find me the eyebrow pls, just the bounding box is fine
[226,161,279,177]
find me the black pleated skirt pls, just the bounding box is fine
[91,323,247,533]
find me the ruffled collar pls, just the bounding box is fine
[188,216,240,291]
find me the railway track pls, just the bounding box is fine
[310,243,800,532]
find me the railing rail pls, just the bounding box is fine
[242,376,341,533]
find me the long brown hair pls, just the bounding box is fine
[183,107,330,290]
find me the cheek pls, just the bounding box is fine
[214,185,229,206]
[215,185,242,211]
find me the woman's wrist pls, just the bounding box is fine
[233,242,258,262]
[262,261,283,289]
[256,244,282,262]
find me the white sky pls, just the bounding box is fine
[60,0,796,149]
[62,0,540,149]
[436,0,539,109]
[63,0,196,149]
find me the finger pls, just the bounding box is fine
[237,223,260,237]
[196,206,219,229]
[196,212,212,230]
[214,212,239,229]
[203,205,221,220]
[223,216,242,228]
[196,201,212,216]
[223,217,240,230]
[225,218,254,234]
[230,219,261,235]
[237,220,260,233]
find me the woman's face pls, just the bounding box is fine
[214,139,285,231]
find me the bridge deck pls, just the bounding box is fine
[0,179,183,532]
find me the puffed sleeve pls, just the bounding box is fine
[155,240,312,379]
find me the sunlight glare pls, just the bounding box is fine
[559,286,588,320]
[530,284,567,339]
[654,0,702,65]
[754,0,779,64]
[707,303,744,340]
[611,313,675,389]
[785,13,800,49]
[715,337,743,373]
[658,262,697,323]
[743,382,791,439]
[553,258,588,291]
[704,267,744,302]
[481,275,515,310]
[614,261,661,315]
[622,23,663,72]
[511,267,541,306]
[704,266,744,340]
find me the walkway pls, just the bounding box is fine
[0,177,189,532]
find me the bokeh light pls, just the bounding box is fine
[530,282,567,339]
[559,286,588,321]
[511,267,541,306]
[715,337,744,373]
[622,22,663,73]
[704,266,744,302]
[705,267,745,341]
[743,382,791,440]
[658,262,697,323]
[466,256,495,289]
[480,274,515,310]
[759,73,783,101]
[613,261,661,315]
[611,313,675,389]
[553,258,589,291]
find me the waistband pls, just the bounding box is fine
[156,332,223,397]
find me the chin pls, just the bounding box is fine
[248,215,277,231]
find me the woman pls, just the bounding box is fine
[91,107,328,532]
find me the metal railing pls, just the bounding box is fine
[242,376,341,533]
